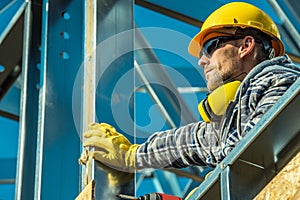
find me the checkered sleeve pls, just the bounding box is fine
[135,122,220,169]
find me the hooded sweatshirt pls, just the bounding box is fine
[136,54,300,169]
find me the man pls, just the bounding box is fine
[81,1,300,185]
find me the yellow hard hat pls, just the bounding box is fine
[188,2,284,58]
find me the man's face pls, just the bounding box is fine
[198,37,244,91]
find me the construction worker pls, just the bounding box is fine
[79,2,300,198]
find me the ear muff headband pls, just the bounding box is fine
[198,80,241,123]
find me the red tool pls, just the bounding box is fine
[117,193,182,200]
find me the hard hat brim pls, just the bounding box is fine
[188,26,285,58]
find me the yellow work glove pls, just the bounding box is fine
[79,148,135,187]
[83,123,139,173]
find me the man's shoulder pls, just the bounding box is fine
[248,56,300,83]
[258,55,300,74]
[241,63,299,97]
[255,68,299,81]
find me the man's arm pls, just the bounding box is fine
[136,122,215,169]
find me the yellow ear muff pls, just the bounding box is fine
[198,81,241,123]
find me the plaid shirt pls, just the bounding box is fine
[136,54,300,169]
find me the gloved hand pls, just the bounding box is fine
[82,123,139,173]
[79,148,135,187]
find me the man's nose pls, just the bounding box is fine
[198,55,209,68]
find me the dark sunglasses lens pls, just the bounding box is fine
[200,38,220,58]
[200,36,242,58]
[206,39,219,55]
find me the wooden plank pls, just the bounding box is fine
[75,180,95,200]
[254,152,300,200]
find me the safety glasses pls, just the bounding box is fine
[200,36,244,58]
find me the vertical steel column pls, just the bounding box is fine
[34,0,83,199]
[15,1,41,200]
[92,0,135,199]
[220,166,231,200]
[80,0,97,189]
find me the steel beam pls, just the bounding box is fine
[15,1,40,200]
[85,0,135,199]
[220,166,231,200]
[34,0,83,199]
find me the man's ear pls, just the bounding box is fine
[239,36,255,58]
